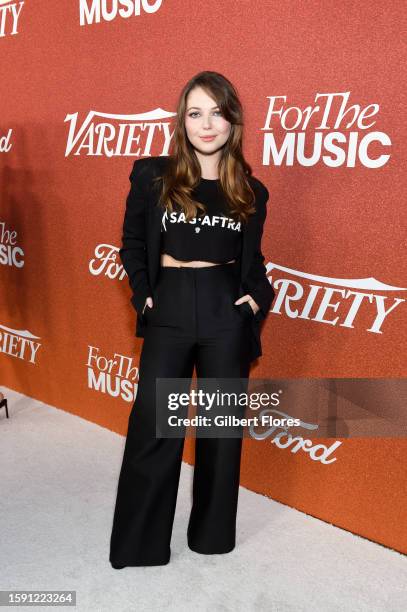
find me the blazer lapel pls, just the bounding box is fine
[147,203,163,290]
[240,213,255,284]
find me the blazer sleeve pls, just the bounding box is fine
[119,158,152,316]
[242,182,275,322]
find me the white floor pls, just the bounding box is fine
[0,387,406,612]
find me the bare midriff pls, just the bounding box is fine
[161,253,235,268]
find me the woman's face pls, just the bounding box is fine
[184,86,231,155]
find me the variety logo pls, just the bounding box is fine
[0,222,24,268]
[0,324,41,363]
[64,108,176,156]
[89,243,126,280]
[87,346,139,402]
[0,1,24,38]
[262,91,392,168]
[267,262,406,333]
[79,0,163,26]
[0,128,12,153]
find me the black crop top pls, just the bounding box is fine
[160,178,242,263]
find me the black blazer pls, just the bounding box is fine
[119,155,275,362]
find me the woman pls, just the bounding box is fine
[109,71,274,568]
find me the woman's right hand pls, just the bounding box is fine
[142,296,153,315]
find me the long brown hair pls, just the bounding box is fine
[153,71,257,224]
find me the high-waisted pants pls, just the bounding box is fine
[109,261,253,566]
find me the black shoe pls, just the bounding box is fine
[111,563,126,570]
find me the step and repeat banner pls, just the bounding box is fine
[1,1,406,554]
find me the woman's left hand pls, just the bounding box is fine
[234,294,260,315]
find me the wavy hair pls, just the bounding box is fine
[153,71,257,224]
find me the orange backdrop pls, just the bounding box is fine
[0,1,406,554]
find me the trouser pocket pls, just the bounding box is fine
[235,300,255,319]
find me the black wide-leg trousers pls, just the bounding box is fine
[109,262,253,566]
